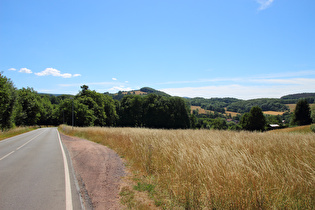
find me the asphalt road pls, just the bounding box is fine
[0,128,82,210]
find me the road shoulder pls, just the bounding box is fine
[60,133,126,210]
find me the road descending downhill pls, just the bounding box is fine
[0,128,82,210]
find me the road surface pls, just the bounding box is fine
[0,128,82,210]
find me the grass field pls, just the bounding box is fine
[0,126,38,141]
[60,125,315,209]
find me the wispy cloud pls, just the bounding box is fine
[112,78,117,81]
[161,82,315,100]
[19,68,32,74]
[256,0,274,10]
[160,70,315,99]
[35,68,78,78]
[8,68,16,71]
[159,70,315,86]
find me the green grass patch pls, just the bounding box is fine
[133,182,156,194]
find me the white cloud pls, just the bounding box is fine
[73,74,81,77]
[8,68,16,71]
[108,86,132,92]
[112,78,117,81]
[35,68,75,78]
[256,0,274,10]
[19,68,32,74]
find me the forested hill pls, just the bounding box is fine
[103,87,315,114]
[281,93,315,100]
[105,87,170,100]
[186,93,315,114]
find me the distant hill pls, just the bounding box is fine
[281,93,315,100]
[139,87,170,97]
[106,87,170,100]
[280,93,315,104]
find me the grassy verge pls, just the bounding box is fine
[60,125,315,209]
[0,126,39,141]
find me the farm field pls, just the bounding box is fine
[287,103,315,112]
[192,106,286,116]
[190,105,210,114]
[60,125,315,209]
[263,110,285,115]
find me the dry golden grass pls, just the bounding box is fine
[60,125,315,209]
[263,111,285,115]
[225,108,240,117]
[0,126,38,141]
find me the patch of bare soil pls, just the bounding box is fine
[60,133,126,210]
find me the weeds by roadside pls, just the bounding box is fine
[0,126,39,141]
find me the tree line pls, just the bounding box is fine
[1,72,313,131]
[0,73,191,130]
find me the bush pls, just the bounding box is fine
[311,124,315,133]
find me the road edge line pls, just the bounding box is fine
[57,129,73,210]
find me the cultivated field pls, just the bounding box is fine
[61,125,315,209]
[190,106,210,115]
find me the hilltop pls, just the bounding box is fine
[105,87,170,100]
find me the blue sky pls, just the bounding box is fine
[1,0,314,99]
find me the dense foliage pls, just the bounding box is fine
[291,99,312,126]
[0,73,16,130]
[240,106,266,131]
[226,98,289,113]
[119,94,191,128]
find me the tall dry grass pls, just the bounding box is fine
[60,125,315,209]
[0,126,38,141]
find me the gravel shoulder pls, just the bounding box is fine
[60,133,126,210]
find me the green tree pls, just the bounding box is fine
[240,106,266,131]
[76,86,118,126]
[38,95,55,125]
[15,88,41,126]
[0,72,17,130]
[311,107,315,124]
[168,97,191,129]
[57,98,95,127]
[119,95,144,127]
[211,118,227,130]
[292,99,312,125]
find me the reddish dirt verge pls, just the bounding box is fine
[60,133,126,210]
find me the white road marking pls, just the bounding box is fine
[0,130,46,161]
[57,129,73,210]
[0,151,15,161]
